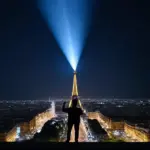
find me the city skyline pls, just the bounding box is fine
[0,70,149,142]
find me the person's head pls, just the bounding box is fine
[72,96,78,107]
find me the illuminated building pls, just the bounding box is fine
[5,126,17,142]
[0,133,6,142]
[16,126,20,139]
[19,122,30,137]
[69,71,83,109]
[29,118,36,133]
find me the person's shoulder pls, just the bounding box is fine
[76,107,80,109]
[77,107,82,111]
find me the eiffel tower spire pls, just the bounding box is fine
[72,71,78,96]
[69,71,83,109]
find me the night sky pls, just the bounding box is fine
[0,0,150,100]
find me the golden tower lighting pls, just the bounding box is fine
[69,71,83,109]
[72,71,78,96]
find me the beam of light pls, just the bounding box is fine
[38,0,93,71]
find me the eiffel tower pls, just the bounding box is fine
[69,71,83,109]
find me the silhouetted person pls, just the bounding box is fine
[62,97,83,142]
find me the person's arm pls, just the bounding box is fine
[62,102,69,113]
[80,108,87,116]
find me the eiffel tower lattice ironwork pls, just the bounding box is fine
[69,71,83,109]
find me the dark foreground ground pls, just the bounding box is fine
[0,142,149,150]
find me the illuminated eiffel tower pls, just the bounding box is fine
[69,71,83,109]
